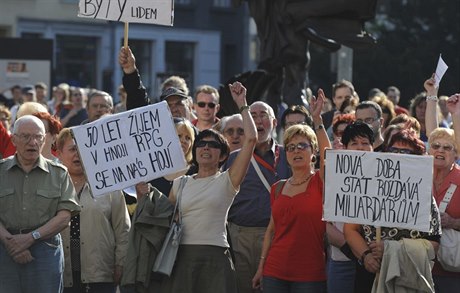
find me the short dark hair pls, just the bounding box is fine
[280,105,313,128]
[386,129,425,155]
[332,80,354,98]
[192,129,230,168]
[341,121,375,147]
[356,101,382,118]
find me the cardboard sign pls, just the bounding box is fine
[323,150,433,232]
[72,102,186,197]
[78,0,174,26]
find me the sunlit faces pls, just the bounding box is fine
[177,126,193,156]
[285,134,313,167]
[355,107,381,138]
[57,138,83,176]
[388,141,415,155]
[333,87,353,110]
[166,96,187,118]
[195,137,223,165]
[250,103,276,144]
[345,136,373,151]
[429,138,457,169]
[12,120,45,164]
[284,113,308,130]
[195,92,220,123]
[223,118,245,152]
[88,95,112,122]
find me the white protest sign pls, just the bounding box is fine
[78,0,174,26]
[323,150,433,232]
[71,102,186,197]
[435,54,448,89]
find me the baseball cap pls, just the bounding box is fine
[160,87,188,101]
[22,85,35,95]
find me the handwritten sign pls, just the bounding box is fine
[72,102,186,197]
[78,0,174,26]
[323,150,433,232]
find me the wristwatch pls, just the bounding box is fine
[31,230,41,241]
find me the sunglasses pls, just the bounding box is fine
[196,102,216,109]
[224,128,244,136]
[285,142,311,152]
[387,147,414,154]
[195,140,221,149]
[430,142,455,152]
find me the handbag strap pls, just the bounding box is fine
[251,156,271,192]
[439,183,457,213]
[172,176,187,225]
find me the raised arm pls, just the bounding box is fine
[118,47,151,110]
[424,74,439,136]
[447,93,460,156]
[228,82,257,188]
[311,88,331,182]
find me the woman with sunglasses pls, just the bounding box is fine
[344,129,442,292]
[424,75,460,291]
[252,89,330,293]
[159,81,257,293]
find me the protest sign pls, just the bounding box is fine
[323,149,433,232]
[78,0,174,26]
[72,102,187,197]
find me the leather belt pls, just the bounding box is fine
[7,228,35,235]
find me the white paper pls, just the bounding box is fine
[435,54,448,89]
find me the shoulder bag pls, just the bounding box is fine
[152,176,187,276]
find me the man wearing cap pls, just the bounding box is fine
[0,115,80,292]
[118,47,194,121]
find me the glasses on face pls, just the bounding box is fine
[224,128,244,136]
[196,102,216,109]
[387,147,414,154]
[251,112,271,121]
[356,117,378,124]
[430,142,455,152]
[14,133,45,143]
[285,142,311,153]
[195,140,221,149]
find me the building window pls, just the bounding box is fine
[21,32,43,39]
[213,0,231,8]
[55,35,98,88]
[165,41,194,91]
[128,40,152,94]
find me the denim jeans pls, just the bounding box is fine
[263,276,326,293]
[327,259,356,293]
[0,234,64,293]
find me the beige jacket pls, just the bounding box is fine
[62,184,131,286]
[372,238,435,293]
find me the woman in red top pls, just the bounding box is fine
[252,89,330,293]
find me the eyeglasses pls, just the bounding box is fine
[387,147,414,154]
[196,102,216,109]
[14,133,45,143]
[251,112,271,121]
[224,128,244,136]
[285,142,311,152]
[195,140,221,149]
[356,117,378,124]
[430,142,455,152]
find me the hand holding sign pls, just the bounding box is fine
[119,47,137,75]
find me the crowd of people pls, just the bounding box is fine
[0,46,459,293]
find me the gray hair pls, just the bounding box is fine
[14,115,45,135]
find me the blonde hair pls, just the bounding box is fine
[176,121,195,164]
[283,124,318,152]
[428,127,458,153]
[55,128,73,152]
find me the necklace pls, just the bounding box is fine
[288,173,313,186]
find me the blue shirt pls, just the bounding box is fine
[223,140,290,227]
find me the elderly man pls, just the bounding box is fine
[83,90,113,124]
[223,101,291,293]
[0,115,80,293]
